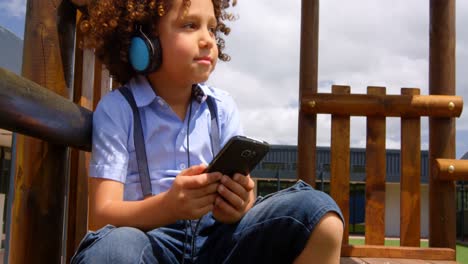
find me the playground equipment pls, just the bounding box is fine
[0,0,467,263]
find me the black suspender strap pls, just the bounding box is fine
[118,86,153,197]
[118,86,220,197]
[206,97,220,156]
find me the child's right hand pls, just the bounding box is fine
[164,164,222,220]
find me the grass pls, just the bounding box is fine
[348,238,468,263]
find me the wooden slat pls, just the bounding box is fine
[100,65,111,97]
[400,88,422,247]
[365,86,386,245]
[434,159,468,181]
[301,93,462,117]
[66,15,95,262]
[360,258,457,264]
[341,245,456,260]
[297,0,319,186]
[330,85,350,244]
[92,60,111,109]
[9,0,75,263]
[340,257,458,264]
[429,0,456,250]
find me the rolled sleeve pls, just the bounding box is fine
[89,92,131,183]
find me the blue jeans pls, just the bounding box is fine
[71,180,343,264]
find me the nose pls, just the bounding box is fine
[199,28,215,49]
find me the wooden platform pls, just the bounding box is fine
[341,257,458,264]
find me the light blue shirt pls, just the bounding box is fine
[89,75,243,200]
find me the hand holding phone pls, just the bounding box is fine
[205,136,270,176]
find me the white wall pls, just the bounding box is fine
[385,183,429,238]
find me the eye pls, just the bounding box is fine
[209,26,216,34]
[183,22,197,30]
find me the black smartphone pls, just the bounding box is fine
[205,136,270,176]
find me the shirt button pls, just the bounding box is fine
[179,163,186,170]
[180,129,186,135]
[157,99,164,106]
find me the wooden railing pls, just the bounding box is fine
[300,85,465,260]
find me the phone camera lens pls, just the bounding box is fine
[241,149,252,158]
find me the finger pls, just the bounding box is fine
[183,172,222,189]
[233,174,255,191]
[217,182,245,210]
[179,164,207,176]
[192,193,217,208]
[214,196,240,218]
[220,175,249,202]
[191,182,220,198]
[196,203,214,219]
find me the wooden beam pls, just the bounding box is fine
[341,245,456,261]
[434,159,468,181]
[297,0,319,186]
[429,0,456,250]
[0,67,92,152]
[301,93,462,117]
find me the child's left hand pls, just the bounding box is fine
[212,173,255,224]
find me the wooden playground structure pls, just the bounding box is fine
[0,0,467,263]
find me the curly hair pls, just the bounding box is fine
[79,0,237,84]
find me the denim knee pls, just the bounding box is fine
[72,226,152,264]
[253,180,344,232]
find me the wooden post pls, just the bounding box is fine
[66,18,94,262]
[330,85,350,244]
[400,88,421,247]
[298,0,319,186]
[429,0,456,249]
[9,0,76,262]
[365,86,386,245]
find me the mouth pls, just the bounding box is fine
[194,56,213,65]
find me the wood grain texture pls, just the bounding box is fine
[341,245,456,260]
[400,88,421,247]
[429,0,457,249]
[297,0,319,186]
[365,87,386,245]
[330,85,350,244]
[9,1,76,262]
[434,159,468,181]
[66,20,94,263]
[301,93,462,117]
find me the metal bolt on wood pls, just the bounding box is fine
[448,165,455,174]
[448,102,455,110]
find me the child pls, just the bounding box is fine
[71,0,344,263]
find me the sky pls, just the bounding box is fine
[1,0,467,158]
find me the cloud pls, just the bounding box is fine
[0,0,26,18]
[209,0,468,157]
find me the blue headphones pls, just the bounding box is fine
[128,26,162,73]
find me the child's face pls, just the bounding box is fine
[155,0,218,86]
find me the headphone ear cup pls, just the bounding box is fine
[129,35,152,73]
[128,32,163,73]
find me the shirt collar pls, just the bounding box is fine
[128,75,220,107]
